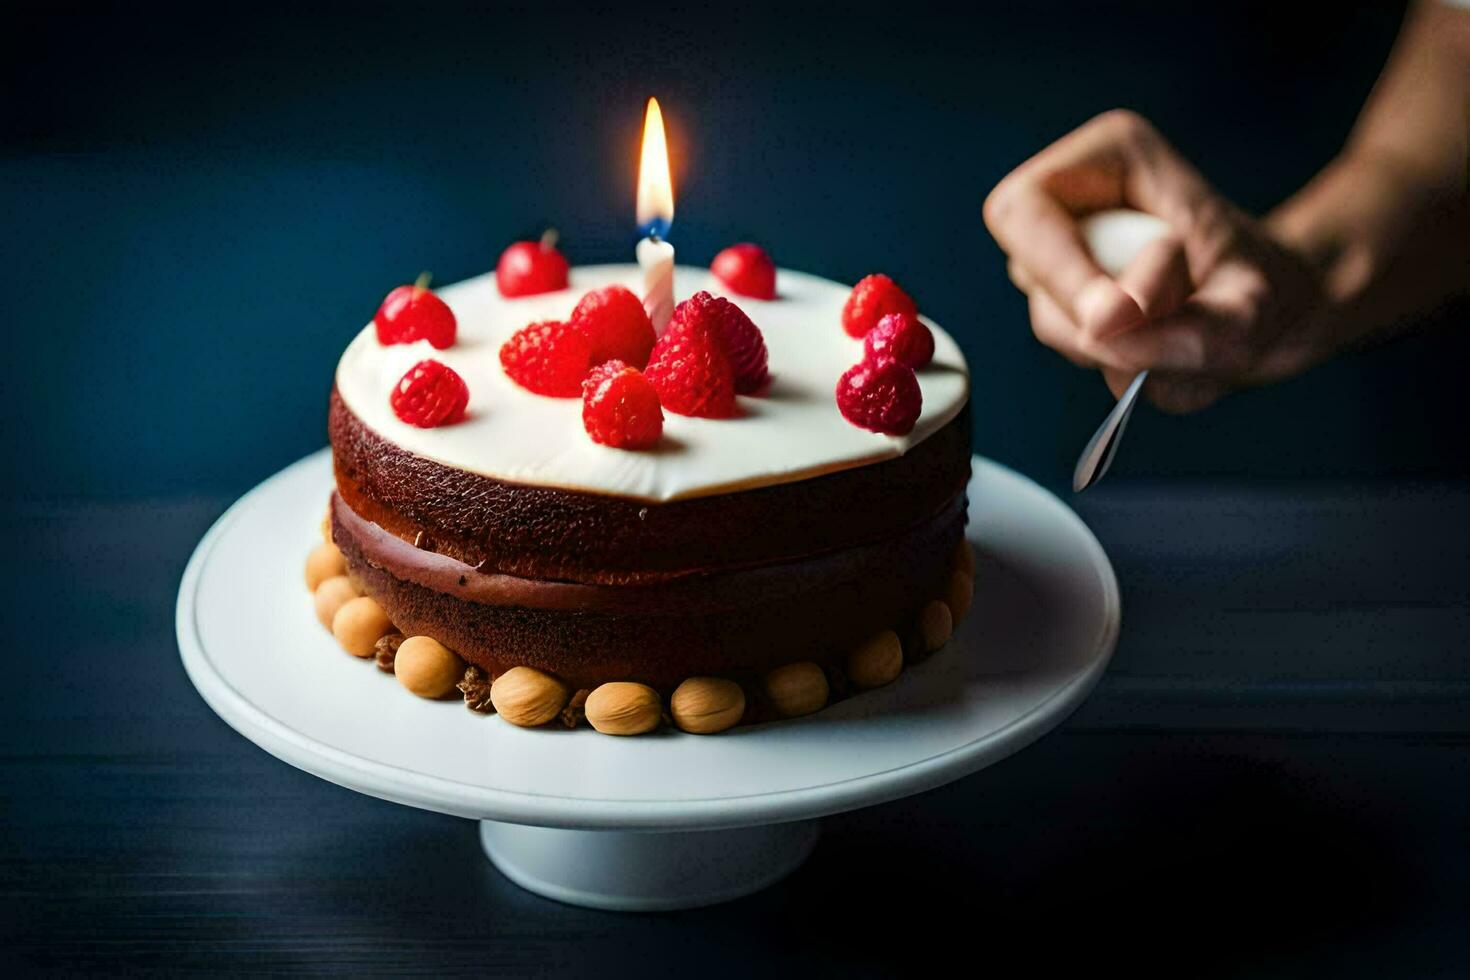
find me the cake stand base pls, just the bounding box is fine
[479,819,821,911]
[180,452,1121,917]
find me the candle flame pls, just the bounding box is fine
[636,97,674,238]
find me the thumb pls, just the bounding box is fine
[1115,234,1192,325]
[1101,367,1135,399]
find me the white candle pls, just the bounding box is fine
[635,98,676,334]
[638,236,675,334]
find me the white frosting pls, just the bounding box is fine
[335,265,970,502]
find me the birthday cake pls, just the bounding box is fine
[306,243,973,735]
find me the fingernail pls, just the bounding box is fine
[1077,277,1145,340]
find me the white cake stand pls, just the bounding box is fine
[178,450,1119,911]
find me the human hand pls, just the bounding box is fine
[983,110,1325,413]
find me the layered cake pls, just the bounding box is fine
[306,245,973,735]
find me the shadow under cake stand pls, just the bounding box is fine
[178,451,1119,911]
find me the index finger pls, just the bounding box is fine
[984,123,1146,338]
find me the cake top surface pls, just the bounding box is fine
[335,265,969,502]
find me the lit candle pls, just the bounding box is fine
[636,97,676,334]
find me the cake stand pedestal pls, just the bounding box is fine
[479,821,821,911]
[178,451,1119,911]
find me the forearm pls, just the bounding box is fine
[1266,1,1470,357]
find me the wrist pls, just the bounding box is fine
[1278,152,1470,374]
[1263,152,1404,365]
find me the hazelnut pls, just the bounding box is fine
[313,575,359,630]
[490,667,569,727]
[670,677,745,734]
[305,542,346,591]
[331,595,393,657]
[394,636,465,699]
[585,682,662,736]
[946,570,974,624]
[762,662,829,719]
[953,539,975,577]
[321,506,333,545]
[847,630,903,689]
[918,600,953,653]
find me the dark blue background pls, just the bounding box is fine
[5,1,1464,499]
[7,7,1470,972]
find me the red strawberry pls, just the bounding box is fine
[582,360,664,450]
[495,238,569,297]
[374,286,457,349]
[841,273,918,338]
[570,285,657,368]
[390,360,469,428]
[711,243,777,300]
[836,357,922,435]
[669,291,768,394]
[863,312,935,368]
[499,320,592,397]
[644,318,738,418]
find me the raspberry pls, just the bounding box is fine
[570,285,657,368]
[669,291,769,394]
[582,359,624,393]
[390,359,469,428]
[863,312,935,368]
[644,318,738,418]
[841,273,918,338]
[374,286,457,349]
[499,320,593,397]
[582,360,664,450]
[711,243,777,300]
[835,357,922,435]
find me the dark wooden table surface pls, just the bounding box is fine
[5,480,1468,976]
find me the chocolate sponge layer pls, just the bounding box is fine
[332,490,967,693]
